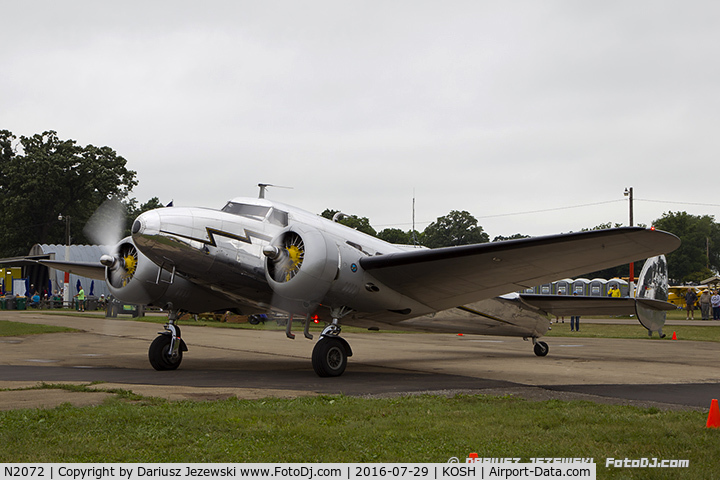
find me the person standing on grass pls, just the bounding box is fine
[74,286,86,312]
[570,292,580,331]
[711,290,720,320]
[685,288,698,320]
[700,290,712,320]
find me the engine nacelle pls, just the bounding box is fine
[264,225,421,317]
[264,225,339,309]
[106,237,234,313]
[105,238,171,305]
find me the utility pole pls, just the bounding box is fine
[624,187,634,296]
[58,214,71,306]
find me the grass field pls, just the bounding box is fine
[545,323,720,342]
[0,387,717,478]
[0,320,76,336]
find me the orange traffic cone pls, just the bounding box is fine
[706,399,720,428]
[671,331,677,340]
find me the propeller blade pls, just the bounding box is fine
[83,197,127,248]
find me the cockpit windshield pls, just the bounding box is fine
[221,202,288,227]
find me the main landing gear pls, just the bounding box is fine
[149,309,188,371]
[311,323,353,377]
[284,307,352,377]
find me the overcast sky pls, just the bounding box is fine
[3,1,719,239]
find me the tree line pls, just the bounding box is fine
[2,130,717,284]
[0,130,161,257]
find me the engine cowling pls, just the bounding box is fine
[103,238,171,305]
[264,225,339,309]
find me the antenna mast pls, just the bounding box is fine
[258,183,293,199]
[412,189,418,245]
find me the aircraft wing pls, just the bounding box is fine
[0,255,107,281]
[35,260,107,281]
[360,227,680,312]
[0,254,52,267]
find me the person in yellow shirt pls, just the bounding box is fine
[74,286,86,312]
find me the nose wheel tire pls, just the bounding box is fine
[534,341,549,357]
[312,336,348,377]
[149,334,183,371]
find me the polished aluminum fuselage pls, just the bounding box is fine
[130,198,442,320]
[126,197,551,338]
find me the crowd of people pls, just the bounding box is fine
[695,289,720,320]
[3,283,107,311]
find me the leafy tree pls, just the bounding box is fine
[0,130,137,256]
[320,209,377,236]
[493,233,530,242]
[653,212,720,283]
[422,210,489,248]
[339,215,377,236]
[320,209,340,221]
[377,228,416,245]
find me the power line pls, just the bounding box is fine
[474,199,625,219]
[373,197,720,228]
[375,199,625,227]
[636,198,720,208]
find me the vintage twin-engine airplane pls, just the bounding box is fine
[42,191,680,377]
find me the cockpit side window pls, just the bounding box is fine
[221,202,288,226]
[221,202,271,221]
[268,208,288,227]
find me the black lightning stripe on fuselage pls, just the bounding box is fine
[160,227,272,246]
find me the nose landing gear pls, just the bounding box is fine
[148,309,188,371]
[533,338,549,357]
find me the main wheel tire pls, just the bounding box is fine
[148,334,183,371]
[534,341,549,357]
[311,337,348,377]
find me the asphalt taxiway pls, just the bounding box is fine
[1,311,718,410]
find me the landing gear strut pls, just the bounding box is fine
[149,308,188,370]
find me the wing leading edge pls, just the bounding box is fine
[360,227,680,312]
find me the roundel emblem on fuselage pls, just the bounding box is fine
[350,263,358,273]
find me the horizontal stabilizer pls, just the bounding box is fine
[520,255,671,334]
[518,295,674,317]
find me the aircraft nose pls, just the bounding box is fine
[132,210,161,247]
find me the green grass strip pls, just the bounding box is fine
[0,320,76,336]
[0,394,715,479]
[545,323,720,342]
